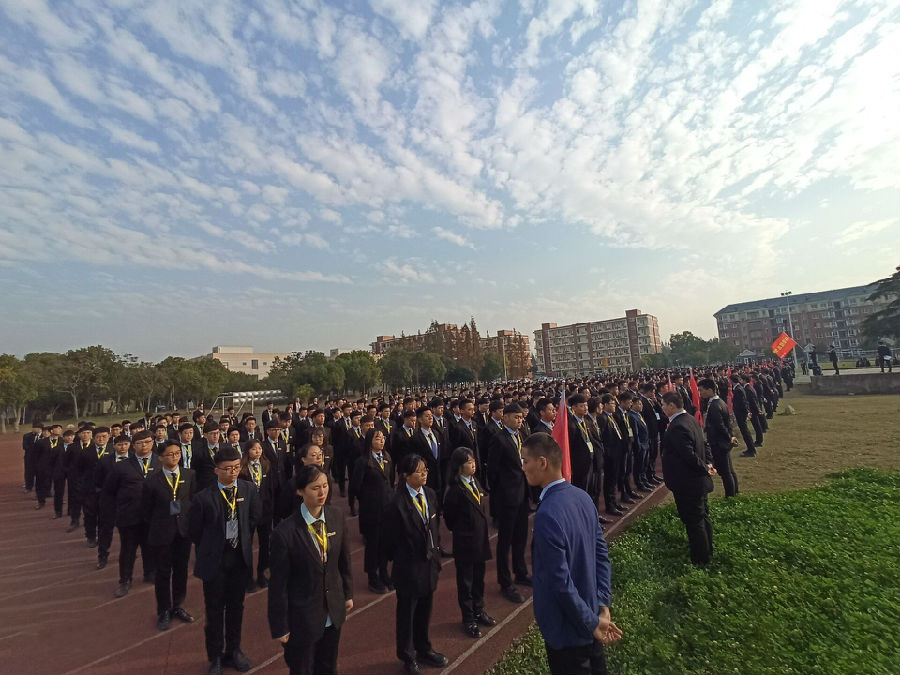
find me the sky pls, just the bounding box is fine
[1,0,898,362]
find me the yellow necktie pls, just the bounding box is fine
[415,493,427,521]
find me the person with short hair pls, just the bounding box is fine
[350,428,394,594]
[522,432,621,675]
[190,446,262,675]
[33,424,62,510]
[94,434,132,570]
[79,426,112,547]
[52,428,76,519]
[698,379,739,497]
[22,421,43,494]
[239,440,275,591]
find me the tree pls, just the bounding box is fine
[0,355,38,433]
[266,351,344,397]
[445,365,476,384]
[335,351,380,393]
[407,351,446,387]
[380,350,412,389]
[861,265,900,342]
[60,346,116,419]
[479,353,504,381]
[21,352,69,421]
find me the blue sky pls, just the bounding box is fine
[1,0,898,362]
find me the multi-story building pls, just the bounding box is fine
[371,321,531,377]
[203,346,290,379]
[714,284,892,357]
[533,309,662,377]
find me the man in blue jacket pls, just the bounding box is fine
[522,432,622,675]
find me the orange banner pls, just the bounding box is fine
[771,332,797,358]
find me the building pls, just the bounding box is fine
[533,309,662,377]
[713,284,892,357]
[371,320,531,377]
[204,346,291,379]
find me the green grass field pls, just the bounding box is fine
[489,391,900,675]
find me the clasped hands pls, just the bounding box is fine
[593,606,623,644]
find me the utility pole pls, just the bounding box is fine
[780,291,799,369]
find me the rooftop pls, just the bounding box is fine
[714,284,876,316]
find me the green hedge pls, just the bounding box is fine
[489,469,900,675]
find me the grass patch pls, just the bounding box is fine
[488,468,900,675]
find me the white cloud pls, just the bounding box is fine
[834,219,897,246]
[103,122,161,153]
[433,225,474,248]
[379,258,436,284]
[369,0,437,41]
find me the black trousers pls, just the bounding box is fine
[632,445,648,486]
[750,412,765,443]
[53,477,66,515]
[153,534,191,615]
[83,491,100,542]
[202,546,248,661]
[546,639,607,675]
[711,448,739,497]
[24,448,36,490]
[67,476,81,522]
[672,490,712,565]
[362,530,389,579]
[395,591,433,664]
[98,510,115,560]
[283,625,341,675]
[331,453,347,489]
[454,559,486,623]
[35,470,52,504]
[254,521,272,580]
[644,437,659,480]
[495,501,529,589]
[118,522,153,582]
[734,413,755,452]
[602,454,621,509]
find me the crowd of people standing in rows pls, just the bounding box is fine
[19,360,792,675]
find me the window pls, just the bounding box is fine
[251,359,259,370]
[242,362,247,366]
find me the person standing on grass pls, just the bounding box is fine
[522,432,622,675]
[698,379,739,497]
[660,391,716,566]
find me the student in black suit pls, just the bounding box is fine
[638,383,663,485]
[486,403,531,604]
[741,375,765,448]
[381,454,448,675]
[268,464,354,675]
[143,439,197,630]
[374,403,394,453]
[190,446,262,675]
[79,426,113,547]
[241,416,263,444]
[598,395,625,516]
[389,409,418,467]
[729,375,756,456]
[175,422,198,469]
[33,424,62,510]
[442,447,496,639]
[408,407,444,497]
[94,435,131,569]
[350,428,394,593]
[263,420,290,485]
[261,402,277,427]
[343,410,366,516]
[698,379,739,497]
[104,431,161,596]
[239,440,276,591]
[195,421,225,492]
[660,392,715,566]
[65,427,92,531]
[450,399,484,488]
[565,394,597,495]
[22,422,43,493]
[52,428,76,518]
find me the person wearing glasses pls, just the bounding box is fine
[102,430,161,598]
[190,446,262,675]
[143,439,197,630]
[381,454,447,675]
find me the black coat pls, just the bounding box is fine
[598,412,625,459]
[389,425,417,466]
[408,429,444,494]
[442,476,491,563]
[731,385,748,416]
[704,398,734,452]
[239,461,277,524]
[661,413,713,497]
[566,416,597,490]
[380,485,442,597]
[267,506,354,641]
[192,441,220,492]
[349,452,395,536]
[142,467,196,545]
[486,428,528,510]
[77,443,112,495]
[189,479,262,581]
[103,453,162,528]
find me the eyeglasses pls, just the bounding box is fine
[216,465,241,473]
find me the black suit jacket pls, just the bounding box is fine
[408,429,444,494]
[731,385,748,416]
[189,479,261,580]
[350,452,395,536]
[597,412,624,459]
[704,398,734,452]
[267,506,353,641]
[193,441,221,491]
[389,425,417,466]
[76,443,112,494]
[442,476,491,563]
[143,468,196,545]
[566,416,597,490]
[743,384,761,414]
[380,485,442,597]
[486,428,527,510]
[103,453,162,528]
[661,413,713,496]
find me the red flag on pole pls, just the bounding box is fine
[550,390,571,482]
[726,367,734,413]
[689,367,702,424]
[771,332,797,359]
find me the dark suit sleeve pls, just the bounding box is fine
[267,525,290,639]
[140,477,155,522]
[189,491,205,544]
[248,483,262,531]
[669,422,710,476]
[380,501,399,562]
[338,513,353,601]
[594,518,611,608]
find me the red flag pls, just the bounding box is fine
[771,332,797,359]
[550,390,571,482]
[726,367,734,413]
[689,367,702,424]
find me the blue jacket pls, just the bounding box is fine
[532,481,611,649]
[629,409,650,451]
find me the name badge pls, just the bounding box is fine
[586,440,594,454]
[655,412,661,420]
[226,520,239,539]
[169,501,182,515]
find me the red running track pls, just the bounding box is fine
[0,436,667,674]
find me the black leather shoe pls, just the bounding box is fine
[349,506,358,517]
[514,575,532,587]
[257,577,268,589]
[206,657,223,675]
[475,612,496,627]
[143,572,155,584]
[626,490,643,500]
[66,521,80,533]
[740,450,757,457]
[754,441,763,447]
[598,515,611,524]
[114,581,131,598]
[86,538,98,548]
[96,557,107,570]
[172,607,194,623]
[606,506,625,516]
[53,512,63,519]
[156,610,171,631]
[501,586,524,603]
[620,496,635,505]
[223,649,251,672]
[463,622,481,638]
[417,651,448,668]
[440,548,454,558]
[402,660,420,675]
[368,580,388,594]
[35,502,45,510]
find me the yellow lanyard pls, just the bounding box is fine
[282,430,289,444]
[138,456,149,476]
[414,493,428,521]
[463,477,481,503]
[249,463,261,487]
[309,521,327,560]
[50,438,58,448]
[406,427,413,437]
[97,445,107,459]
[608,414,622,439]
[219,487,237,519]
[166,471,181,499]
[375,454,385,470]
[384,422,390,434]
[511,431,521,453]
[578,419,589,439]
